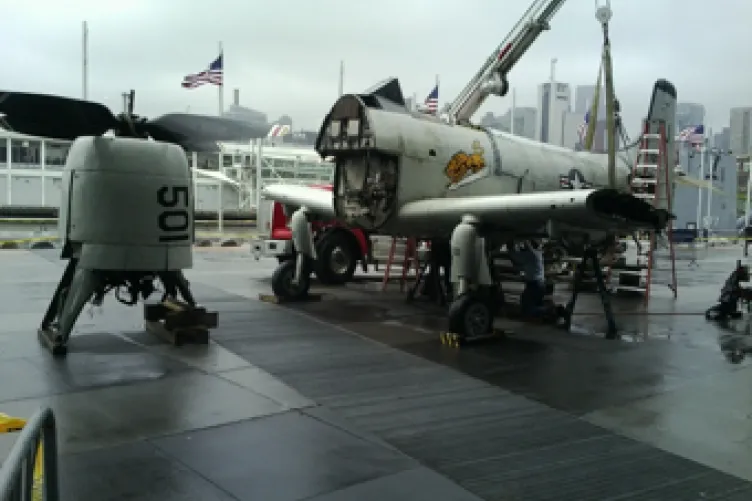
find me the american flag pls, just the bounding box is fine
[267,124,291,138]
[182,53,223,89]
[576,110,590,143]
[423,85,438,114]
[677,124,704,144]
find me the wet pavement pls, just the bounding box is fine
[1,245,752,499]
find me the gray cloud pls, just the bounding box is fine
[2,0,747,136]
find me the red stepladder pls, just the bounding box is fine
[627,120,678,306]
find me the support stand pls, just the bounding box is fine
[406,261,449,307]
[564,247,618,339]
[38,253,207,356]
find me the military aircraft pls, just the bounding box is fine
[262,77,676,334]
[260,0,682,339]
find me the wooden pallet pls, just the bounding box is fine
[144,298,218,346]
[258,293,323,304]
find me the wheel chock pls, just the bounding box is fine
[439,332,464,348]
[439,329,507,348]
[0,413,26,433]
[258,293,323,304]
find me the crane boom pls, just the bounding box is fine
[445,0,568,125]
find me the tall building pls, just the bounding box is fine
[672,147,737,230]
[574,85,606,120]
[509,107,537,140]
[478,108,537,140]
[730,107,752,156]
[714,127,731,152]
[675,102,705,132]
[537,82,571,145]
[562,112,582,149]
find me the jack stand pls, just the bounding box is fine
[564,247,618,339]
[38,251,202,356]
[406,261,448,307]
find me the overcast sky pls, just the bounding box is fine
[2,0,747,137]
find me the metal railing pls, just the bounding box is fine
[0,408,59,501]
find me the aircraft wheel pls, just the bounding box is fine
[447,294,492,340]
[725,349,745,364]
[271,259,311,300]
[314,232,357,285]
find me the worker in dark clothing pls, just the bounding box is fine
[706,260,751,321]
[744,226,752,257]
[507,240,546,318]
[421,238,452,302]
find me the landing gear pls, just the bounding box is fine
[270,206,315,301]
[444,215,500,342]
[314,231,357,285]
[447,294,493,339]
[271,259,311,300]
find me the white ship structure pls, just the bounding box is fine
[0,129,334,212]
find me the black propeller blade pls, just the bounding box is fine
[0,90,275,151]
[0,91,117,140]
[147,113,272,148]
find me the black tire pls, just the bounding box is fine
[277,255,293,264]
[271,259,311,300]
[314,232,358,285]
[447,294,492,339]
[31,241,55,250]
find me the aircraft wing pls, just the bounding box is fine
[192,168,240,187]
[261,184,335,219]
[397,189,671,234]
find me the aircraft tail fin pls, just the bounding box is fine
[643,79,677,212]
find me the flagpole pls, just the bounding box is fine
[510,88,516,135]
[696,142,704,232]
[338,60,344,97]
[548,58,557,143]
[82,21,89,100]
[705,139,713,231]
[218,41,224,116]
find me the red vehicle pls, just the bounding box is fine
[251,184,370,284]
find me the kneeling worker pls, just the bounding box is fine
[506,240,546,318]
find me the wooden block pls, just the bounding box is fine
[144,299,217,347]
[146,320,210,347]
[144,303,168,322]
[145,302,218,329]
[258,293,323,304]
